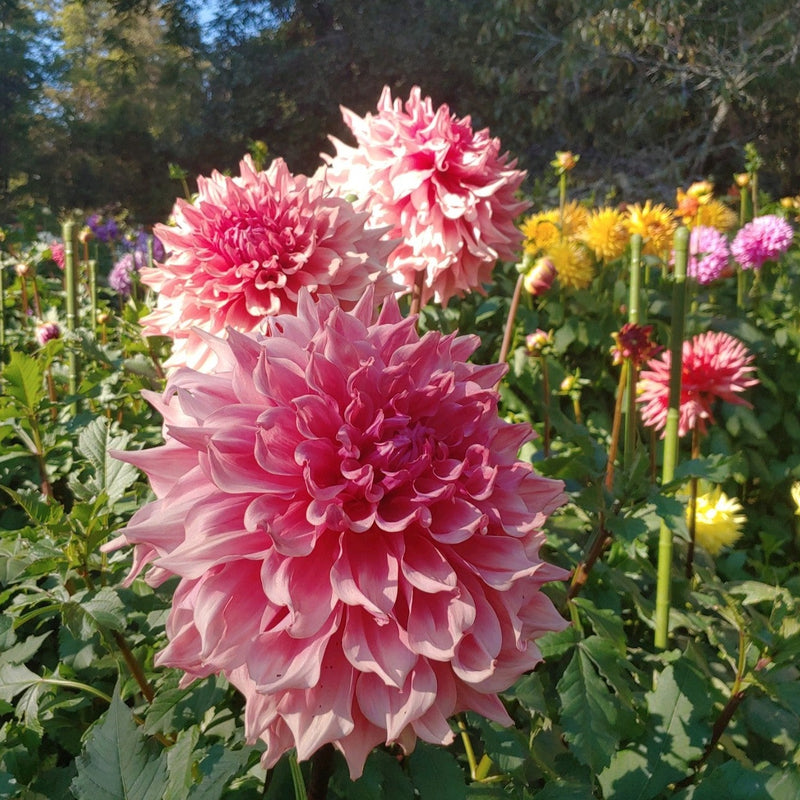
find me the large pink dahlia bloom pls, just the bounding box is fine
[637,331,758,437]
[321,86,530,306]
[104,289,567,778]
[141,156,395,371]
[731,214,794,270]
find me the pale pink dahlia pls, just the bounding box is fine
[141,156,395,371]
[637,331,758,437]
[104,289,567,778]
[322,86,530,306]
[683,225,731,284]
[731,214,794,270]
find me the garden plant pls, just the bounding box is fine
[1,86,799,800]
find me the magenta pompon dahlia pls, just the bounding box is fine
[637,331,758,437]
[731,214,794,270]
[321,86,530,307]
[104,288,567,778]
[140,155,396,371]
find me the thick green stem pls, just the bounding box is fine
[605,360,629,492]
[458,716,480,779]
[63,221,80,405]
[628,233,642,324]
[288,751,308,800]
[685,426,701,578]
[654,227,689,650]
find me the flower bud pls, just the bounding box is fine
[552,151,579,173]
[560,374,577,394]
[526,329,553,357]
[35,321,61,346]
[733,172,750,188]
[15,262,30,277]
[523,257,556,296]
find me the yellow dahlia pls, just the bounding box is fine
[692,199,738,231]
[582,207,630,261]
[546,239,594,289]
[625,201,677,256]
[686,485,746,556]
[560,200,590,238]
[521,210,560,255]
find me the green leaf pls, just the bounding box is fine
[76,417,139,503]
[598,661,711,799]
[187,744,251,799]
[164,728,200,800]
[331,749,415,800]
[465,712,528,776]
[0,662,40,703]
[571,599,626,655]
[71,687,167,800]
[408,742,467,800]
[557,647,620,774]
[675,761,800,800]
[2,351,44,414]
[63,587,126,637]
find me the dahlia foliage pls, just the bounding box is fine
[322,86,529,306]
[637,331,759,437]
[141,156,395,371]
[106,289,568,777]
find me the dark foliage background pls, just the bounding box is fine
[2,0,800,225]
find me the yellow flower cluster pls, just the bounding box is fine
[516,154,743,294]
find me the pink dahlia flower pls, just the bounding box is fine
[637,331,758,437]
[683,225,730,284]
[140,156,395,371]
[731,214,794,270]
[321,86,529,306]
[104,289,567,778]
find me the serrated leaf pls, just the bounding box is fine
[465,713,528,776]
[571,599,626,655]
[598,661,711,799]
[70,687,167,800]
[63,587,126,637]
[0,487,63,527]
[408,742,467,800]
[2,351,44,414]
[187,744,251,800]
[0,662,40,703]
[557,647,619,774]
[164,727,200,800]
[76,418,139,503]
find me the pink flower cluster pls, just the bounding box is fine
[106,290,567,777]
[731,214,794,270]
[686,225,730,284]
[322,86,529,306]
[141,156,395,371]
[637,331,758,437]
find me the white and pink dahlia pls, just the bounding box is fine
[105,289,567,778]
[141,155,395,371]
[322,86,529,306]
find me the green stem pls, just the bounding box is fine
[111,630,155,703]
[63,221,79,407]
[685,426,701,578]
[605,360,629,492]
[37,677,113,704]
[288,751,308,800]
[497,273,524,381]
[628,234,642,324]
[409,269,426,319]
[624,362,638,471]
[458,716,480,779]
[654,226,689,650]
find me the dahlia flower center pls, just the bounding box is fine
[221,211,307,278]
[367,418,437,478]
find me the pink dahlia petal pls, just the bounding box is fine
[731,214,793,270]
[678,225,731,284]
[322,86,530,306]
[107,288,567,779]
[637,331,758,437]
[141,156,396,371]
